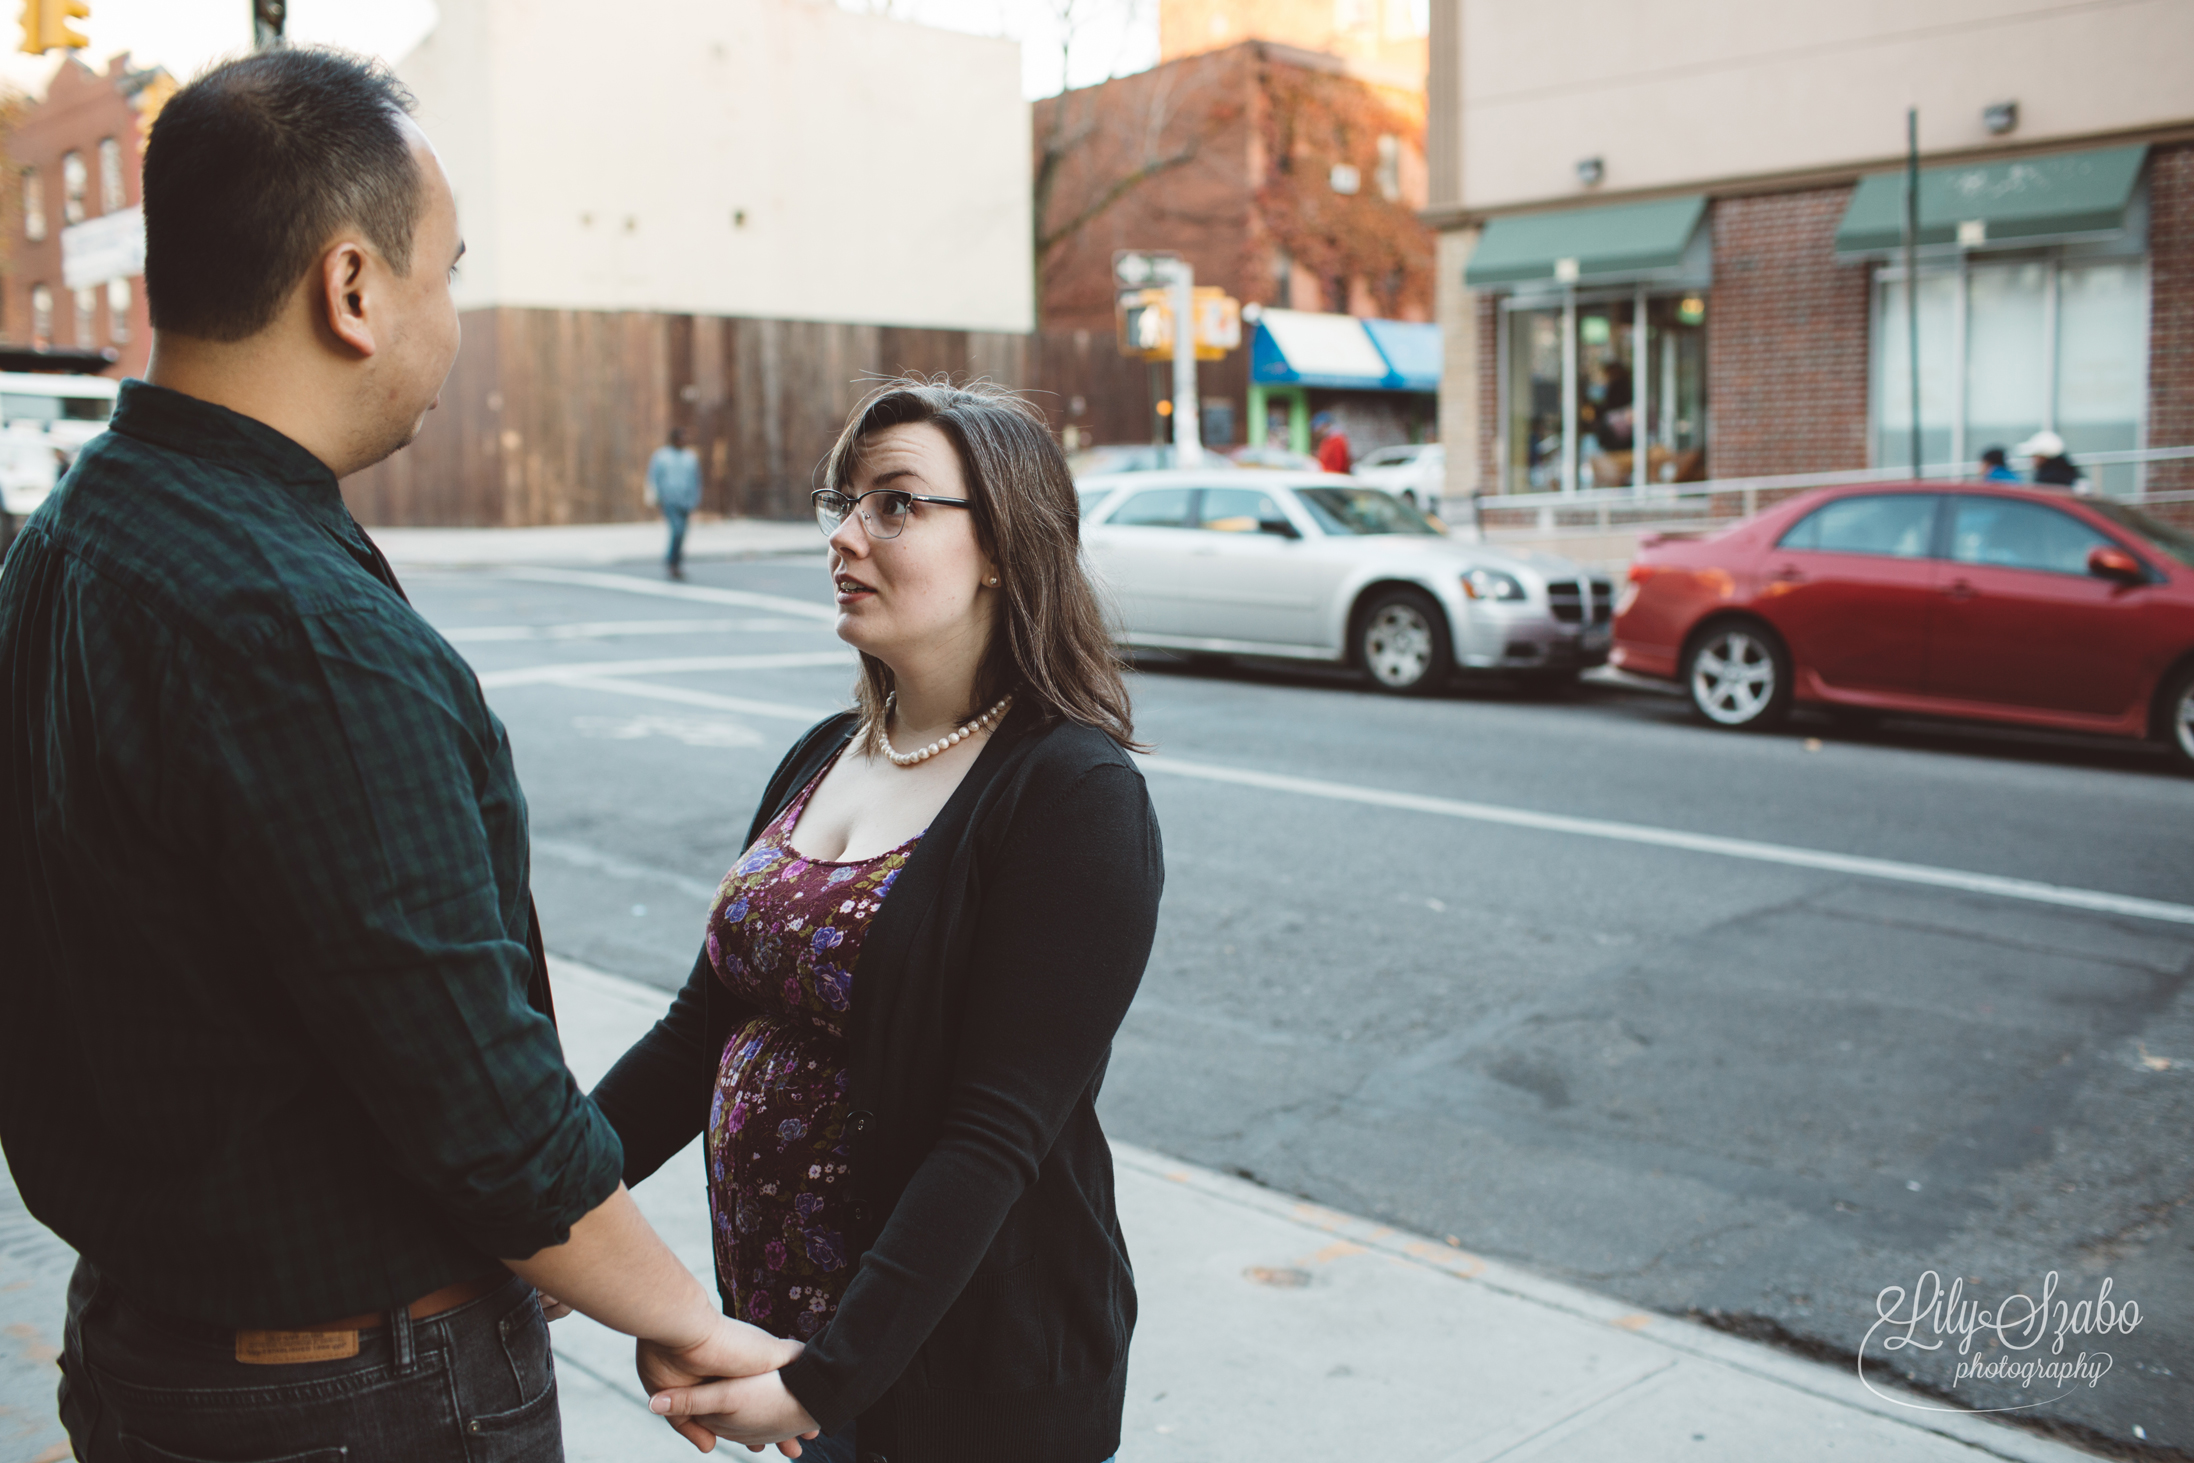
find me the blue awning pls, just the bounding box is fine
[1362,318,1441,392]
[1251,309,1439,392]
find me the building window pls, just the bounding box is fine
[30,283,53,344]
[1375,134,1401,202]
[22,168,44,242]
[74,286,96,346]
[98,137,125,214]
[1500,290,1707,494]
[107,277,131,343]
[1871,256,2150,495]
[61,152,86,225]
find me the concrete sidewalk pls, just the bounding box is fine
[0,960,2102,1462]
[372,517,818,568]
[546,959,2098,1463]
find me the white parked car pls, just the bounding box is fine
[0,373,120,519]
[1351,442,1445,511]
[1078,470,1611,694]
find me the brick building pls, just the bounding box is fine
[1423,1,2194,502]
[5,55,171,377]
[1035,31,1439,456]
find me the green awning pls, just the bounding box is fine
[1465,195,1708,288]
[1834,144,2146,256]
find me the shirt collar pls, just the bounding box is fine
[109,379,347,521]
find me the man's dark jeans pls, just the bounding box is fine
[663,504,692,571]
[59,1260,563,1462]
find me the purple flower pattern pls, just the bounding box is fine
[703,764,920,1338]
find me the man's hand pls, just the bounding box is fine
[636,1315,808,1454]
[536,1292,573,1322]
[650,1369,821,1453]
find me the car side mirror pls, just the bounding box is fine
[1259,518,1301,539]
[2088,545,2145,584]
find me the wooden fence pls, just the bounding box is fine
[346,307,1047,527]
[343,308,1264,527]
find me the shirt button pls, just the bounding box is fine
[848,1110,875,1134]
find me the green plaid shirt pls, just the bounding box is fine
[0,382,622,1327]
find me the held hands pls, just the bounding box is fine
[636,1313,817,1455]
[650,1369,822,1454]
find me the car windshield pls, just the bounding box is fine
[2086,500,2194,569]
[1295,486,1442,536]
[3,392,109,424]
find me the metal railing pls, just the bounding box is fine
[1468,445,2194,540]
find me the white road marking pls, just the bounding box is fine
[500,660,2191,927]
[444,618,819,643]
[1137,754,2194,928]
[476,651,854,688]
[497,567,838,621]
[531,838,725,903]
[547,675,839,723]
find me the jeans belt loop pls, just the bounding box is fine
[391,1300,416,1373]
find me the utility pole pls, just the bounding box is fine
[1166,256,1202,468]
[253,0,284,49]
[1903,107,1921,479]
[1113,250,1206,468]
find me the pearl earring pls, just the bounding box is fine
[985,575,1000,587]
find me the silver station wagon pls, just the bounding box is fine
[1078,471,1611,694]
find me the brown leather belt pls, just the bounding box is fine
[234,1273,505,1365]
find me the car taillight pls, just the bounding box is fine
[1627,563,1654,582]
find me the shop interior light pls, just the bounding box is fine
[1678,296,1706,324]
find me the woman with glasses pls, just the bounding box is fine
[591,379,1160,1463]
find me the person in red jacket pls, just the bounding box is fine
[1313,411,1352,474]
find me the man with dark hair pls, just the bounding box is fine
[0,48,803,1460]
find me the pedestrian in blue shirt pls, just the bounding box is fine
[647,427,703,578]
[1978,446,2021,482]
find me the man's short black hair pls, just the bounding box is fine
[143,48,423,341]
[1981,446,2008,467]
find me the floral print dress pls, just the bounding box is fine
[703,763,917,1339]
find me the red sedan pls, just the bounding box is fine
[1610,482,2194,768]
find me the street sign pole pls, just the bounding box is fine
[1904,107,1921,479]
[1168,259,1202,468]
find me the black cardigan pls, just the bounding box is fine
[590,703,1164,1463]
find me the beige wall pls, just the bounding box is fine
[402,0,1032,333]
[1435,226,1479,499]
[1455,0,2194,210]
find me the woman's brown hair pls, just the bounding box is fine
[819,377,1139,753]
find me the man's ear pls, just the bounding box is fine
[318,242,377,359]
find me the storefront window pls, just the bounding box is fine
[1872,257,2149,495]
[1501,292,1705,494]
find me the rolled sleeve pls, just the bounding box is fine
[183,604,622,1257]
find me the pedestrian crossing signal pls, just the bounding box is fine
[19,0,91,54]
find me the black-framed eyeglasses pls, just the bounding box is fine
[811,487,969,540]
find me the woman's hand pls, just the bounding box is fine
[650,1369,821,1453]
[636,1318,806,1453]
[535,1292,573,1322]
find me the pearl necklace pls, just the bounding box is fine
[878,692,1014,767]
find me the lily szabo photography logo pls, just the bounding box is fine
[1861,1270,2142,1413]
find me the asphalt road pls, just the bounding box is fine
[407,549,2194,1457]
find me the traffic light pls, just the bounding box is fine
[1115,286,1241,361]
[19,0,91,54]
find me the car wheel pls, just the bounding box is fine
[1356,588,1453,695]
[2162,661,2194,771]
[1683,619,1790,729]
